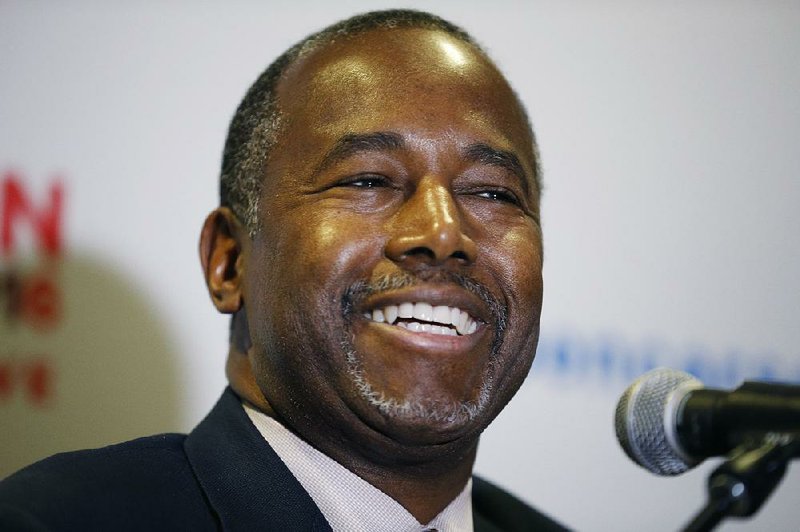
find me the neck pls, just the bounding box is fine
[347,444,478,523]
[227,346,479,523]
[280,406,480,523]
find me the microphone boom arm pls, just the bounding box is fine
[681,431,800,532]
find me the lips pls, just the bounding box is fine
[363,301,478,336]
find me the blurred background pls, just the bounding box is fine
[1,1,798,530]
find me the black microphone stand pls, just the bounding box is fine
[681,432,800,532]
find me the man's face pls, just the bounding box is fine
[243,28,543,452]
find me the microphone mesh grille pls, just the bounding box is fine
[614,368,699,476]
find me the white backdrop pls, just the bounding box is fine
[2,2,798,531]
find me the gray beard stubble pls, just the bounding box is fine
[341,271,508,425]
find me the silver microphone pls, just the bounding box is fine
[615,367,800,476]
[614,367,702,476]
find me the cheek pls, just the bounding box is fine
[302,212,383,284]
[488,225,543,372]
[490,226,543,385]
[246,211,379,387]
[259,209,382,305]
[487,224,543,311]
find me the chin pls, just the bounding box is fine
[344,348,495,446]
[375,402,492,447]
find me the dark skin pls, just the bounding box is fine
[200,27,543,523]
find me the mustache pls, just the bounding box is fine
[342,270,508,336]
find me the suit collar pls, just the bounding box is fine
[181,388,548,531]
[184,387,331,531]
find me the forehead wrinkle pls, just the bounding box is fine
[463,143,531,198]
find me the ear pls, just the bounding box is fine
[199,207,247,314]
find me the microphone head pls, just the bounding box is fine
[614,367,702,476]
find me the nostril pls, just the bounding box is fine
[398,246,471,265]
[450,250,469,262]
[403,246,437,261]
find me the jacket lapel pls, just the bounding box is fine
[184,387,331,531]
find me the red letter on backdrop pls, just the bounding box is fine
[1,171,64,257]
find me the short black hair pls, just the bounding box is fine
[219,9,538,235]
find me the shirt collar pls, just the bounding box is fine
[244,403,473,532]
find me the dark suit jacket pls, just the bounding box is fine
[0,388,567,531]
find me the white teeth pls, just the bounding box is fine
[413,302,433,322]
[398,302,414,318]
[432,305,451,324]
[364,301,480,336]
[384,305,399,324]
[455,314,465,334]
[457,312,469,335]
[455,315,478,336]
[450,307,461,327]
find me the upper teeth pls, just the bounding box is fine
[363,302,478,336]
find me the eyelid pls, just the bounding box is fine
[459,182,521,203]
[462,185,537,218]
[335,173,391,188]
[477,188,521,204]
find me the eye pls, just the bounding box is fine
[475,189,521,206]
[342,174,388,188]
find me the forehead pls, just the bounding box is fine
[272,27,535,171]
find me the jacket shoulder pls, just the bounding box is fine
[0,434,217,531]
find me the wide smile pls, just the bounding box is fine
[363,302,478,336]
[352,285,494,354]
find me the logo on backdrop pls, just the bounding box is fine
[0,169,64,406]
[533,330,799,388]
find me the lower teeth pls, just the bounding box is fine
[361,313,469,336]
[397,321,458,336]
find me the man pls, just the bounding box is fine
[0,9,562,531]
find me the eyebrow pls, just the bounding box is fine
[314,132,405,176]
[463,143,531,197]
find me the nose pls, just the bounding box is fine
[385,177,477,268]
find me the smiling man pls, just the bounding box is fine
[0,9,562,532]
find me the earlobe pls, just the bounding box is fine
[199,207,247,314]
